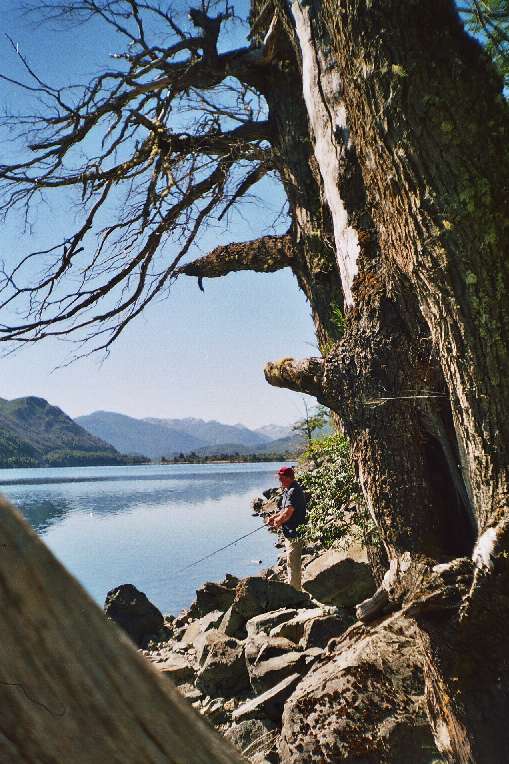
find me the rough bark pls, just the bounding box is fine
[0,496,244,763]
[286,0,509,760]
[258,0,475,564]
[179,234,294,281]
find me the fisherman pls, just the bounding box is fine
[267,466,307,591]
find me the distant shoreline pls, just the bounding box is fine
[160,452,299,465]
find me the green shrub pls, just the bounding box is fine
[298,433,378,550]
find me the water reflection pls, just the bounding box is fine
[13,497,71,534]
[6,467,275,534]
[0,463,280,613]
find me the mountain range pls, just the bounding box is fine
[0,396,301,467]
[75,411,298,459]
[0,397,142,467]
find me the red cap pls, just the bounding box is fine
[277,466,294,478]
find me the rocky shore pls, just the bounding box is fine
[104,490,444,763]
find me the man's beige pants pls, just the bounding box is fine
[285,537,303,591]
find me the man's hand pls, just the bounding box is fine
[268,506,295,529]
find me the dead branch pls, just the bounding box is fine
[0,0,284,353]
[178,233,293,280]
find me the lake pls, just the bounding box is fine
[0,462,281,615]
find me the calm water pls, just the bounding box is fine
[0,463,280,615]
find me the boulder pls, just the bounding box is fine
[279,614,442,763]
[195,635,250,697]
[249,649,320,695]
[269,608,324,643]
[181,610,224,644]
[302,548,375,607]
[233,673,303,723]
[245,634,300,686]
[246,609,298,638]
[104,584,164,647]
[300,612,355,650]
[218,605,247,638]
[233,577,311,631]
[189,581,236,617]
[156,654,195,685]
[194,628,230,665]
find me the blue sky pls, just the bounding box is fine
[0,0,317,428]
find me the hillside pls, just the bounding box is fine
[182,433,305,458]
[75,411,204,459]
[0,397,138,467]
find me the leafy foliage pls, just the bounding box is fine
[298,433,378,550]
[462,1,509,91]
[292,402,330,451]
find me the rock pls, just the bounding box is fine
[201,697,228,725]
[189,581,237,617]
[302,548,375,607]
[246,608,299,638]
[181,610,224,644]
[156,654,195,685]
[104,584,164,647]
[220,573,240,589]
[195,635,250,697]
[249,649,319,695]
[226,718,277,759]
[218,605,247,638]
[245,634,300,670]
[233,673,303,723]
[230,577,311,638]
[173,609,192,628]
[194,628,229,666]
[278,614,442,763]
[269,608,324,643]
[177,683,203,702]
[300,612,355,650]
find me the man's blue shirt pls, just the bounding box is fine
[281,481,307,539]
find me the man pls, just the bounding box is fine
[267,466,307,591]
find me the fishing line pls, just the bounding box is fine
[173,524,268,576]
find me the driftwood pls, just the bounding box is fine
[0,495,244,763]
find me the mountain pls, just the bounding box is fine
[143,417,271,447]
[183,433,305,458]
[0,397,134,467]
[76,411,205,459]
[253,433,305,454]
[255,424,294,441]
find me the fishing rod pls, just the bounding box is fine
[173,523,268,576]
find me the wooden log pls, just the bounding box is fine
[0,496,244,763]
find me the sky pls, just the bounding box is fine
[0,0,318,429]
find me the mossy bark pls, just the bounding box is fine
[293,0,509,759]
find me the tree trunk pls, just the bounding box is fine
[0,496,244,763]
[286,0,509,760]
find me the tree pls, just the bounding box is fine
[265,1,509,760]
[291,399,329,449]
[0,0,342,354]
[1,1,509,761]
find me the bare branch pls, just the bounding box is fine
[0,0,282,350]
